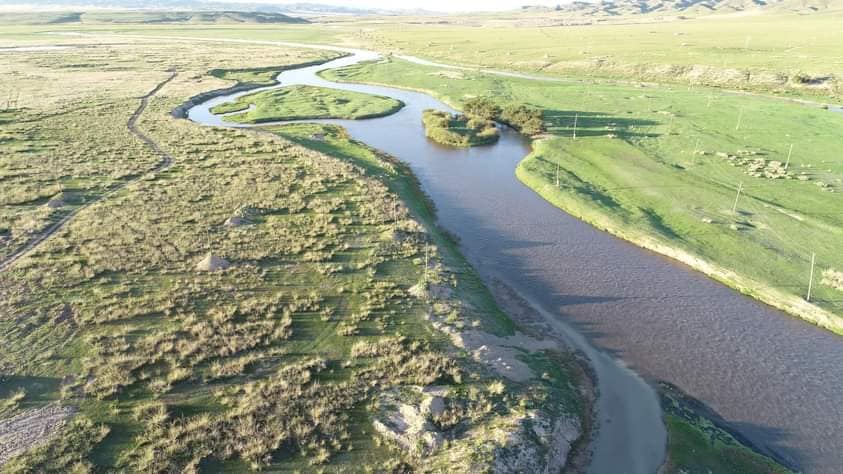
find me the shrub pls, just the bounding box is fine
[499,104,544,135]
[463,97,500,120]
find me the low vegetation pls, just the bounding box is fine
[20,3,841,99]
[0,34,334,265]
[421,109,499,147]
[0,34,589,472]
[463,97,545,135]
[211,85,404,123]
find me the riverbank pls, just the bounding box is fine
[516,146,843,336]
[1,39,595,471]
[171,55,347,119]
[174,50,599,470]
[319,56,843,337]
[657,383,794,473]
[86,31,843,473]
[262,122,595,471]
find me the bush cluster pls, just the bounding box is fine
[463,97,545,136]
[422,109,500,147]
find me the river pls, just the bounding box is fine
[187,47,843,473]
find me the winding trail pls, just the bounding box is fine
[0,73,176,273]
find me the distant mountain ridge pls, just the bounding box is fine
[0,0,416,15]
[522,0,842,16]
[3,0,839,17]
[0,9,309,24]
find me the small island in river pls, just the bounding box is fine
[212,84,404,123]
[422,109,500,147]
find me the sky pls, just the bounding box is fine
[216,0,569,12]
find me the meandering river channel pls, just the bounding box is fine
[186,46,843,473]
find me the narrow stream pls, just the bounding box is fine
[187,47,843,473]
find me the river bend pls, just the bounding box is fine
[187,47,843,473]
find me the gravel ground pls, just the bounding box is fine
[0,404,75,466]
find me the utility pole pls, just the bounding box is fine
[785,143,794,170]
[735,107,744,131]
[555,163,560,187]
[807,253,816,302]
[572,113,578,140]
[732,181,743,214]
[423,246,429,286]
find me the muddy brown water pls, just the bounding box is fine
[188,47,843,473]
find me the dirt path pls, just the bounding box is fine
[0,73,176,274]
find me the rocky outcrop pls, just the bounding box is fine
[493,410,582,474]
[373,380,585,473]
[195,254,230,272]
[372,388,445,457]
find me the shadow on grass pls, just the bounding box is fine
[543,109,660,139]
[660,382,802,471]
[0,374,63,409]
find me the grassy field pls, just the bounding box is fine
[0,35,333,264]
[38,8,843,100]
[209,65,310,88]
[0,32,590,472]
[352,11,843,100]
[211,84,403,123]
[421,109,499,147]
[319,57,843,335]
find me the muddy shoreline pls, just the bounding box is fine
[489,278,598,472]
